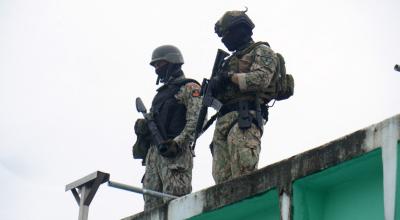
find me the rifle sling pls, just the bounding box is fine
[201,113,218,134]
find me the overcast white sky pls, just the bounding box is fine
[1,0,400,219]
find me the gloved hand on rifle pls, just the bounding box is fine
[208,71,232,93]
[158,139,181,158]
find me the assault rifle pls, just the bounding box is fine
[135,97,167,153]
[192,49,230,150]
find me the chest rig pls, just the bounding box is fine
[217,42,270,103]
[151,79,199,140]
[217,42,271,130]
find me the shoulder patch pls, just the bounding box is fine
[185,82,201,97]
[185,82,201,89]
[192,90,201,97]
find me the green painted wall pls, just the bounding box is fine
[396,142,400,220]
[188,143,400,220]
[293,149,384,220]
[189,189,280,220]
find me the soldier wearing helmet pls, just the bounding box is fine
[150,45,185,84]
[133,45,202,210]
[210,9,279,184]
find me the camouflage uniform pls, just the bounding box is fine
[212,10,279,184]
[143,75,202,210]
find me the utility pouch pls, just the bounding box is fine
[132,135,151,160]
[238,101,252,130]
[255,97,263,130]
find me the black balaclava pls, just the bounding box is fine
[155,63,183,85]
[221,24,253,51]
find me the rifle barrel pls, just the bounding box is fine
[192,49,229,150]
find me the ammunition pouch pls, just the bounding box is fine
[134,118,149,136]
[132,134,151,161]
[133,119,151,161]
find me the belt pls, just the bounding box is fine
[219,101,269,119]
[219,101,258,117]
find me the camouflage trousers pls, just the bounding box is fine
[142,144,193,211]
[211,111,262,184]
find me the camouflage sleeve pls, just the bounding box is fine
[173,81,202,147]
[236,45,278,92]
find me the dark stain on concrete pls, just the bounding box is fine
[202,129,367,212]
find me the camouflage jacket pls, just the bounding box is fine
[216,40,279,104]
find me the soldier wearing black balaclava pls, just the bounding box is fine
[132,45,202,210]
[210,10,280,184]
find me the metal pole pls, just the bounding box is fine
[108,180,179,199]
[78,186,89,220]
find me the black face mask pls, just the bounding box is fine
[155,64,183,84]
[221,25,253,51]
[155,64,169,84]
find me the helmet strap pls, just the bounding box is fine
[156,75,160,85]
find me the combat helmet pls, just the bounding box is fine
[214,9,255,37]
[150,45,184,66]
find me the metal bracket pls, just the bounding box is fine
[65,171,110,220]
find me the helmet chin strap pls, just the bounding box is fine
[156,64,183,85]
[155,64,169,84]
[156,75,160,85]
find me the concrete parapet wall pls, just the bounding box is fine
[123,113,400,220]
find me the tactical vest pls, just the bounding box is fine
[217,42,272,104]
[218,41,294,104]
[150,78,199,140]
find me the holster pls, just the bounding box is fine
[238,101,252,129]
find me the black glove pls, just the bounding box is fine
[209,72,231,93]
[158,139,181,158]
[134,118,149,136]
